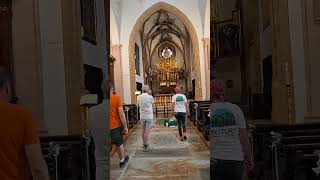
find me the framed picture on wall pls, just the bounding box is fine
[315,0,320,23]
[80,0,97,45]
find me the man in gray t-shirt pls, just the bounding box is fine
[210,80,253,180]
[137,85,154,152]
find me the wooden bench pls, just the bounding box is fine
[199,108,210,140]
[123,104,138,128]
[195,104,210,125]
[250,124,320,180]
[189,101,210,125]
[196,105,210,131]
[40,135,95,180]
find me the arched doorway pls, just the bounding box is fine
[128,2,202,103]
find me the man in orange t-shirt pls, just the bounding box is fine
[110,84,129,168]
[0,67,50,180]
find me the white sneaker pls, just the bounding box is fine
[142,146,153,152]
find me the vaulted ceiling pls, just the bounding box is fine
[139,10,190,71]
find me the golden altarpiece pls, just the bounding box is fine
[154,47,179,111]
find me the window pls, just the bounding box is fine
[135,43,140,75]
[161,47,173,59]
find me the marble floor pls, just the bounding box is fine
[110,118,210,180]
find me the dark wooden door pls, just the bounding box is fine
[263,56,272,118]
[0,0,12,72]
[0,1,16,103]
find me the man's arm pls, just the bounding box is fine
[184,96,189,115]
[25,144,50,180]
[240,128,254,170]
[23,110,50,180]
[118,107,128,134]
[171,102,175,115]
[235,105,254,170]
[184,102,189,115]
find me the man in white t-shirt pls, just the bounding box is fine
[210,80,253,180]
[171,86,189,141]
[137,85,154,152]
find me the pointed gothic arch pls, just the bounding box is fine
[128,2,202,103]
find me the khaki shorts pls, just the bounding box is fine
[140,119,153,129]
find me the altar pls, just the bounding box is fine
[154,94,174,117]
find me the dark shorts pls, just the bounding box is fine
[110,127,124,146]
[211,159,244,180]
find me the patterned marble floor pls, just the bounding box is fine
[110,118,210,180]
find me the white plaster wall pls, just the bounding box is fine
[111,0,122,37]
[199,0,207,32]
[288,0,307,123]
[82,0,107,77]
[38,0,68,135]
[203,0,210,38]
[116,0,207,103]
[110,8,120,45]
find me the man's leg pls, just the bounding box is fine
[113,128,129,168]
[141,120,146,147]
[181,114,187,139]
[142,120,153,151]
[143,128,150,145]
[142,127,145,144]
[176,114,183,140]
[117,144,125,160]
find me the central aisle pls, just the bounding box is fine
[110,118,210,180]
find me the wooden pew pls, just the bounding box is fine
[189,100,210,125]
[199,108,210,140]
[123,104,138,128]
[195,104,210,130]
[250,124,320,180]
[40,135,95,180]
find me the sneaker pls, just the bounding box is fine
[141,144,149,148]
[143,145,153,152]
[179,137,184,141]
[119,155,129,168]
[184,136,187,140]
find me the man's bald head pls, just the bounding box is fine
[211,79,225,102]
[174,86,182,94]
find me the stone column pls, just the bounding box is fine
[61,0,82,134]
[270,0,295,124]
[111,44,124,98]
[202,38,210,100]
[11,0,46,133]
[108,55,115,86]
